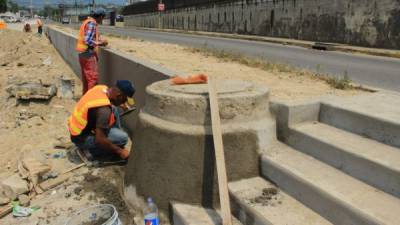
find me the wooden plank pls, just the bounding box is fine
[61,163,85,175]
[0,205,12,218]
[208,77,233,225]
[39,174,71,191]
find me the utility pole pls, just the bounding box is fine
[30,0,33,17]
[75,0,78,22]
[158,0,162,29]
[45,0,49,19]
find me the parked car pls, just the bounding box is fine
[0,16,16,23]
[61,17,70,24]
[116,15,124,22]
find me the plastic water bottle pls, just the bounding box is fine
[144,197,159,225]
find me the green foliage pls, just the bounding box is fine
[325,71,352,90]
[186,46,357,90]
[7,0,18,13]
[0,0,7,13]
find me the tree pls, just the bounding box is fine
[8,0,19,13]
[0,0,7,13]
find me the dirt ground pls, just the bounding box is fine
[0,29,135,225]
[0,25,365,225]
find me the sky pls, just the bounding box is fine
[14,0,125,8]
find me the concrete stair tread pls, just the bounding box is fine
[292,121,400,171]
[172,202,242,225]
[263,142,400,224]
[322,92,400,124]
[229,177,333,225]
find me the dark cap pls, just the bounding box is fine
[116,80,135,97]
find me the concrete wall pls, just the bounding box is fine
[124,0,400,49]
[46,27,177,133]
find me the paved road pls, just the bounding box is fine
[97,26,400,91]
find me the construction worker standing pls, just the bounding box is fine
[76,8,108,95]
[36,18,43,35]
[68,80,135,161]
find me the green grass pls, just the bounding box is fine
[186,47,359,90]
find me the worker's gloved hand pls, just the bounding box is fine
[118,148,130,160]
[101,40,109,47]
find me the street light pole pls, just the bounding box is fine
[158,0,162,29]
[30,0,33,17]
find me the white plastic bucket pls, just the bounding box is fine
[64,204,122,225]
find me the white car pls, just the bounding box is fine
[61,17,70,24]
[1,16,16,23]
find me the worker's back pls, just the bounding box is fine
[0,19,7,29]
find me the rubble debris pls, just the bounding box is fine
[249,187,280,206]
[12,202,40,217]
[41,171,58,180]
[22,158,51,177]
[18,194,30,207]
[51,152,66,159]
[53,136,73,149]
[42,56,52,66]
[0,184,16,206]
[59,77,75,99]
[1,174,29,196]
[73,186,83,196]
[6,82,57,100]
[21,158,51,194]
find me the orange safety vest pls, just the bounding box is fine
[76,17,99,53]
[68,85,115,136]
[0,21,6,29]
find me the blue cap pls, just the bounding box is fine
[116,80,135,97]
[91,8,106,17]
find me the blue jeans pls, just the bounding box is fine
[74,127,128,151]
[73,106,128,156]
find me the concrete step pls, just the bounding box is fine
[261,142,400,225]
[319,93,400,148]
[228,177,333,225]
[286,121,400,198]
[171,202,242,225]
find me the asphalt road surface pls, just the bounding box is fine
[96,26,400,91]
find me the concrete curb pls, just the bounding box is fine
[45,26,179,134]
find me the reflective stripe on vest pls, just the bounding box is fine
[76,17,99,53]
[68,85,115,136]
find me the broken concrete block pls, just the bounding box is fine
[42,56,52,66]
[6,82,57,100]
[18,194,30,207]
[59,77,74,99]
[22,158,51,176]
[0,184,17,205]
[1,174,29,196]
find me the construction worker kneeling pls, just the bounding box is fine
[68,80,135,161]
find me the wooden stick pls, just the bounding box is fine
[61,163,85,175]
[39,174,71,191]
[0,205,12,218]
[208,77,232,225]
